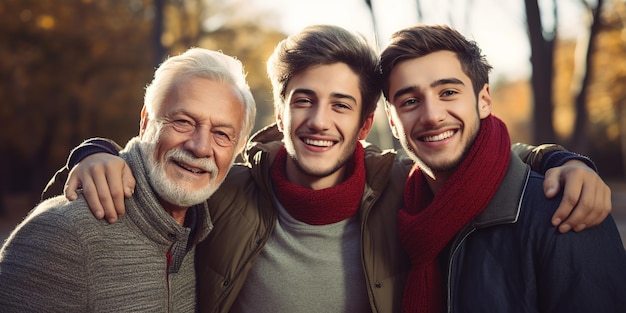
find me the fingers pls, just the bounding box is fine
[543,167,562,199]
[110,164,137,219]
[547,163,612,233]
[64,162,108,220]
[86,169,109,220]
[121,165,136,198]
[555,179,589,233]
[96,164,121,223]
[62,153,129,223]
[564,181,611,232]
[543,166,577,227]
[63,168,81,201]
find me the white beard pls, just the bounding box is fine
[138,121,226,207]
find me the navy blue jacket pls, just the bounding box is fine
[444,154,626,313]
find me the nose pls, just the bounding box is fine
[418,98,447,127]
[184,126,213,158]
[307,103,332,131]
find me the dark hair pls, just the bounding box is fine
[267,24,381,124]
[380,24,492,101]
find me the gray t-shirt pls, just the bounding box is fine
[230,198,371,313]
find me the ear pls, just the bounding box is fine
[274,99,287,133]
[236,135,249,155]
[275,110,284,133]
[357,112,375,140]
[477,84,492,119]
[385,105,401,139]
[139,105,149,138]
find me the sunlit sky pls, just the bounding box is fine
[241,0,589,81]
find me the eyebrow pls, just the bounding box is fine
[170,109,238,132]
[292,88,358,104]
[392,78,465,103]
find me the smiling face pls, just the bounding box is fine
[386,51,491,187]
[139,76,245,209]
[276,63,373,190]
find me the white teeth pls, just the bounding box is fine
[422,130,454,142]
[176,161,206,174]
[303,138,334,147]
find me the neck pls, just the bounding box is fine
[160,199,188,226]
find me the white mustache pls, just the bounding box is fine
[165,148,218,178]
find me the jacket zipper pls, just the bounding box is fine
[445,214,522,312]
[446,226,475,313]
[213,156,278,313]
[359,189,379,313]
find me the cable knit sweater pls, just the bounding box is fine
[0,137,213,312]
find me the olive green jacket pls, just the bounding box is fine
[195,124,412,313]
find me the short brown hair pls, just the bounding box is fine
[380,24,492,101]
[267,24,381,125]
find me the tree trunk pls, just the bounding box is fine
[153,0,166,67]
[525,0,557,144]
[570,0,604,155]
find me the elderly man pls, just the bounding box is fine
[0,47,256,312]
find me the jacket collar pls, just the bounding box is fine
[472,154,531,228]
[244,123,284,167]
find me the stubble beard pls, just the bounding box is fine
[404,119,481,175]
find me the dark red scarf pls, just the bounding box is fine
[270,143,366,225]
[398,115,511,313]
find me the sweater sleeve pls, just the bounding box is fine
[511,143,597,174]
[0,198,88,311]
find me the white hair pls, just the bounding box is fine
[143,47,256,143]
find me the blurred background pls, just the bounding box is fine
[1,0,625,243]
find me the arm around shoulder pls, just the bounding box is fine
[41,137,124,202]
[512,142,610,232]
[511,142,595,174]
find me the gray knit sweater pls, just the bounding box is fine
[0,138,213,312]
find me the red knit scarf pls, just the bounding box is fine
[270,143,366,225]
[398,115,511,313]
